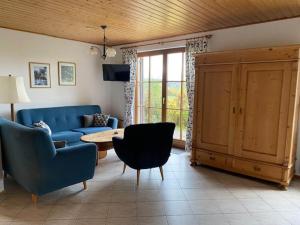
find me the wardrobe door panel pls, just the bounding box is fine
[235,62,292,164]
[194,64,238,154]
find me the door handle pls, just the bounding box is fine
[162,97,165,105]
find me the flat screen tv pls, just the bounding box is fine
[102,64,130,81]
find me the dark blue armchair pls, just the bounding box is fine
[113,122,175,185]
[0,117,97,203]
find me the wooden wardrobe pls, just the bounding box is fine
[191,46,300,188]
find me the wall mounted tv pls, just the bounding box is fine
[102,64,130,81]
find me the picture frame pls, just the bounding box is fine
[58,62,76,86]
[29,62,51,88]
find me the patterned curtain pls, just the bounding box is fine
[122,48,138,127]
[185,37,208,151]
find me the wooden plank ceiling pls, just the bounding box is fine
[0,0,300,45]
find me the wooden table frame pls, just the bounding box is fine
[80,129,124,165]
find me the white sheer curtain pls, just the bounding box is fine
[185,37,208,151]
[122,48,138,127]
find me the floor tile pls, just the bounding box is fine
[167,215,199,225]
[137,216,168,225]
[216,199,247,214]
[196,214,230,225]
[189,200,221,214]
[108,203,137,218]
[137,202,165,216]
[163,201,192,216]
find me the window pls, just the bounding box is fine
[135,48,188,146]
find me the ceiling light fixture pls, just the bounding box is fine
[90,25,116,60]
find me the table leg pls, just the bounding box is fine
[98,151,107,159]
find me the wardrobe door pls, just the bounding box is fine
[194,64,238,154]
[235,62,292,164]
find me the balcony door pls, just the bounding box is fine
[135,48,188,146]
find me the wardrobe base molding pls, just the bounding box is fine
[191,149,294,188]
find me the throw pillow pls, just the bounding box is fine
[33,121,52,135]
[83,114,94,127]
[93,113,110,127]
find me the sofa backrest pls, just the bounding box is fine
[0,117,55,192]
[16,105,101,133]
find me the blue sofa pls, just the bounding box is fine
[16,105,118,145]
[0,117,97,201]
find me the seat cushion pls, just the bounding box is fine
[51,131,83,143]
[72,127,112,135]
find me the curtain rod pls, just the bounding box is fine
[120,34,212,50]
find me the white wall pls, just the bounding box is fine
[113,17,300,174]
[0,28,121,119]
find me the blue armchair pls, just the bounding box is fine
[0,117,97,203]
[113,122,175,186]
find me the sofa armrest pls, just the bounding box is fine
[51,143,97,178]
[107,117,118,129]
[55,143,96,164]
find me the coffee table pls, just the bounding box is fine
[80,128,124,165]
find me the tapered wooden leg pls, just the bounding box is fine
[31,194,38,204]
[123,163,126,174]
[159,166,164,180]
[137,169,140,186]
[83,181,87,190]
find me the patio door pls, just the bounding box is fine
[135,48,188,147]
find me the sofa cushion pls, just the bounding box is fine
[33,121,52,135]
[52,131,83,143]
[83,115,94,127]
[72,127,112,135]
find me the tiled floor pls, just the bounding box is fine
[1,149,300,225]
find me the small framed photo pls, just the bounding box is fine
[58,62,76,86]
[29,62,51,88]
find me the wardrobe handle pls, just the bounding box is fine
[232,107,236,114]
[239,108,242,114]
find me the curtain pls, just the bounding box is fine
[185,37,208,151]
[122,48,138,128]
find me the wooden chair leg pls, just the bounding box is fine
[123,163,126,174]
[83,181,87,190]
[159,166,164,180]
[31,194,38,204]
[137,169,140,186]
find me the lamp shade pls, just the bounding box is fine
[106,47,117,57]
[0,76,30,103]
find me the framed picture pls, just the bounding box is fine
[58,62,76,86]
[29,62,51,88]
